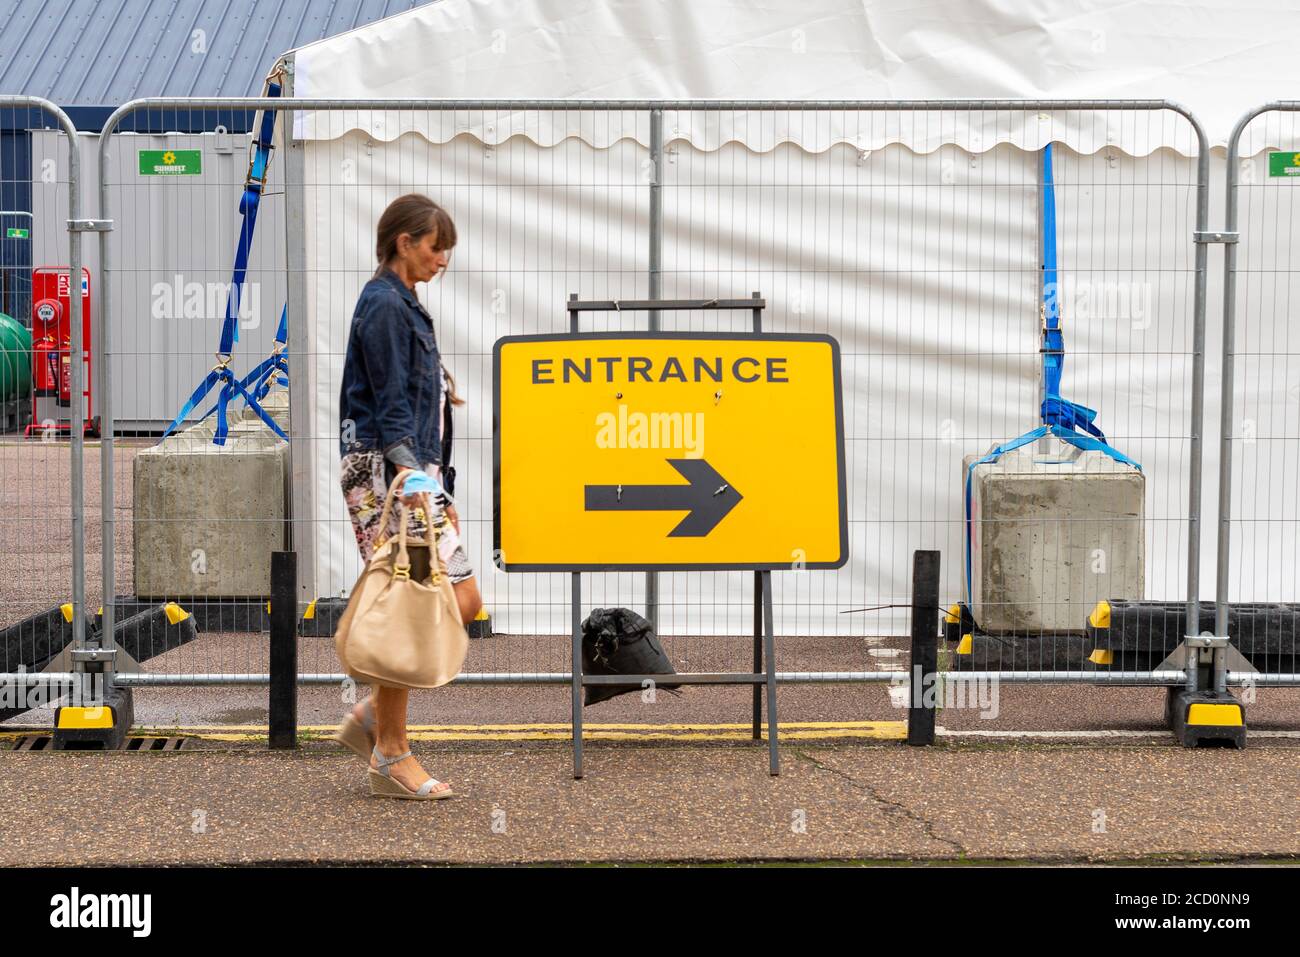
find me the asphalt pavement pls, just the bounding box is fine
[1,438,1296,865]
[0,738,1295,866]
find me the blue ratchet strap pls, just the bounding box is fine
[162,80,282,440]
[962,143,1141,601]
[1037,142,1108,440]
[243,305,289,402]
[191,355,285,432]
[162,358,288,446]
[198,305,289,426]
[222,82,281,355]
[211,370,287,445]
[251,351,289,402]
[192,308,287,437]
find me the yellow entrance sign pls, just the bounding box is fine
[494,333,847,570]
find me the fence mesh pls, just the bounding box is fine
[1220,107,1300,685]
[3,100,1265,736]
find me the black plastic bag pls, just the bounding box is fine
[580,607,682,706]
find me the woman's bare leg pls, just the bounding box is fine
[368,684,450,794]
[350,571,476,795]
[453,577,483,625]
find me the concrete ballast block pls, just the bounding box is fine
[964,438,1144,634]
[133,401,288,599]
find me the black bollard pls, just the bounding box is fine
[907,551,941,746]
[269,551,299,750]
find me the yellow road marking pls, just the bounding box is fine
[151,720,905,733]
[130,727,907,743]
[0,720,908,744]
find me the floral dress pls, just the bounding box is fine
[340,366,474,584]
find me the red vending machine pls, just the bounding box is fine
[27,266,97,437]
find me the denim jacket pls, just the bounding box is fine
[338,268,451,476]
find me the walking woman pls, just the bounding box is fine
[332,194,482,799]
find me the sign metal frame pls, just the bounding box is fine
[494,294,851,778]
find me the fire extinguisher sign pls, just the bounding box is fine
[56,273,89,299]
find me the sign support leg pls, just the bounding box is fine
[761,570,779,774]
[752,295,767,744]
[571,571,584,779]
[752,570,762,740]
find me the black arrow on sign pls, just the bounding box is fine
[584,459,743,537]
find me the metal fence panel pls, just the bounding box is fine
[0,97,88,718]
[1217,102,1300,687]
[90,99,1207,715]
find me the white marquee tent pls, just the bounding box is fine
[276,0,1300,635]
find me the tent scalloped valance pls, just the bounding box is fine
[291,107,1217,158]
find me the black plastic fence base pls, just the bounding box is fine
[0,605,76,721]
[52,686,134,751]
[102,604,199,662]
[112,597,269,634]
[1,603,197,723]
[1089,600,1300,671]
[296,597,347,637]
[1167,687,1246,749]
[945,601,1099,670]
[950,631,1097,671]
[298,596,493,639]
[947,599,1300,673]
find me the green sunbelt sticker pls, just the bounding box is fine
[5,228,28,238]
[139,149,202,175]
[1268,152,1300,177]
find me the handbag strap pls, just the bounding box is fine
[374,467,415,543]
[392,502,451,586]
[394,503,412,579]
[428,505,448,585]
[375,467,452,585]
[375,467,434,549]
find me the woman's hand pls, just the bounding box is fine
[395,474,425,511]
[445,503,460,534]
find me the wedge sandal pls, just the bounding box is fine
[331,699,375,761]
[368,745,453,800]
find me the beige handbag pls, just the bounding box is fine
[334,472,468,689]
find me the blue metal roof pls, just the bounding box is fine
[0,0,436,104]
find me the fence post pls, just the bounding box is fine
[269,551,298,749]
[908,551,940,746]
[644,106,663,635]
